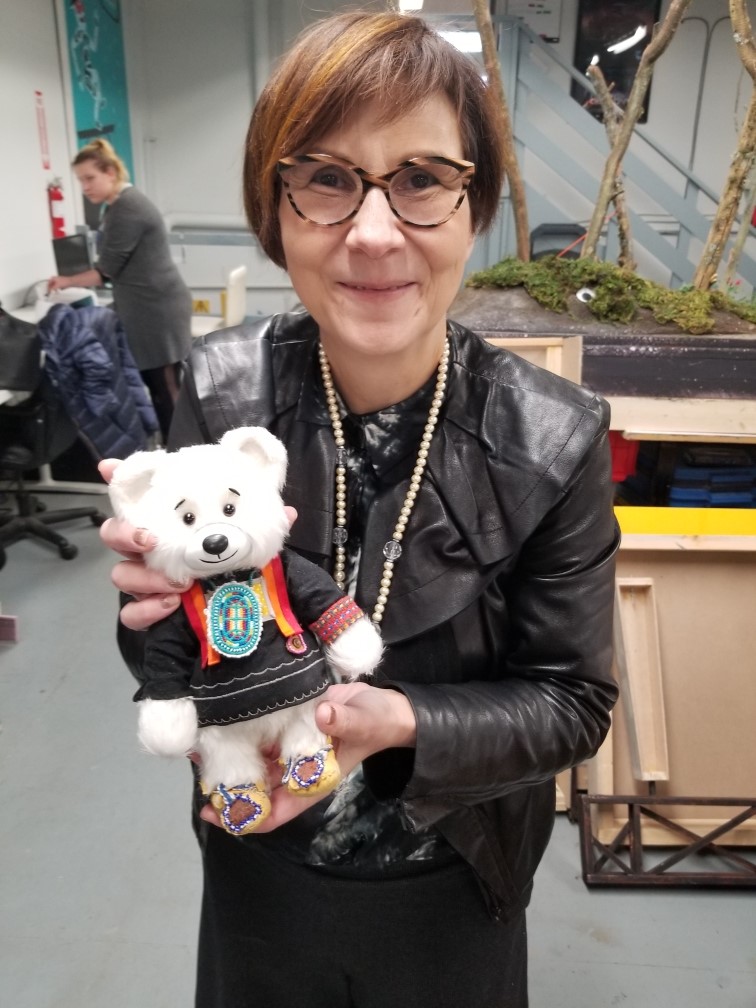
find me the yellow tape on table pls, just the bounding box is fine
[615,506,756,537]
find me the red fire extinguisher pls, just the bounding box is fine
[47,178,66,238]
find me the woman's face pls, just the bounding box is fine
[74,161,119,205]
[278,94,475,372]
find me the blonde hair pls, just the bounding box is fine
[72,138,130,183]
[244,11,506,268]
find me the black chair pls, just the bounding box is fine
[529,223,586,260]
[0,370,107,571]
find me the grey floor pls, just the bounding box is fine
[1,491,754,1008]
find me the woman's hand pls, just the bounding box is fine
[47,275,71,294]
[103,526,186,629]
[198,682,416,832]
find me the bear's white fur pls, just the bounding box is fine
[109,427,383,828]
[109,426,291,585]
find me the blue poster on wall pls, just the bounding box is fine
[65,0,135,181]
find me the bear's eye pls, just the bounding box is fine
[223,503,236,517]
[182,512,196,526]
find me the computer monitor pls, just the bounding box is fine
[53,234,92,276]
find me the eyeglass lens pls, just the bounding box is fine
[282,160,469,226]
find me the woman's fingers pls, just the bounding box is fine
[110,558,185,594]
[199,803,222,828]
[194,685,418,835]
[198,778,329,834]
[110,558,185,627]
[316,682,417,752]
[47,276,66,293]
[119,593,182,630]
[97,457,120,484]
[99,516,158,561]
[252,787,328,832]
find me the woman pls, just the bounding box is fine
[102,12,619,1007]
[48,138,192,441]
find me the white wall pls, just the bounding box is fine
[125,0,351,222]
[126,0,253,221]
[123,0,348,315]
[0,0,77,309]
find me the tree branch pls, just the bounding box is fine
[586,63,635,270]
[581,0,693,260]
[693,0,756,289]
[471,0,530,260]
[730,0,756,79]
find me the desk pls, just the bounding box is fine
[10,305,41,325]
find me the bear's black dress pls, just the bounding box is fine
[134,547,359,725]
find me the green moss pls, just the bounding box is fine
[465,256,754,335]
[710,289,756,326]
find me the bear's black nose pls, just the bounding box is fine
[203,534,229,556]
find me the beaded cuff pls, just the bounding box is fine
[309,597,364,643]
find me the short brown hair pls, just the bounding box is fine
[244,11,506,268]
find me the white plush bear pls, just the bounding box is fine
[109,426,383,835]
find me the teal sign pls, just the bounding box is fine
[65,0,135,181]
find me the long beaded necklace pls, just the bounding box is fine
[318,338,450,627]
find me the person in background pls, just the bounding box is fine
[99,11,619,1008]
[48,138,192,442]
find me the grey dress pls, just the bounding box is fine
[97,186,192,371]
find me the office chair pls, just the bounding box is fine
[529,223,586,260]
[0,374,107,570]
[191,264,248,338]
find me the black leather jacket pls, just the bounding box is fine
[121,312,619,920]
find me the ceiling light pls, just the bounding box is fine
[399,0,424,10]
[439,30,483,54]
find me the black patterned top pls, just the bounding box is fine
[257,373,459,878]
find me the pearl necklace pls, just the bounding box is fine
[318,338,450,626]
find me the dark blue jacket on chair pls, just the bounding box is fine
[38,303,158,459]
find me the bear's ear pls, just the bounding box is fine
[220,427,288,492]
[108,449,166,519]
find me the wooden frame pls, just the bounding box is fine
[484,335,583,383]
[586,507,756,849]
[613,578,669,782]
[578,794,756,887]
